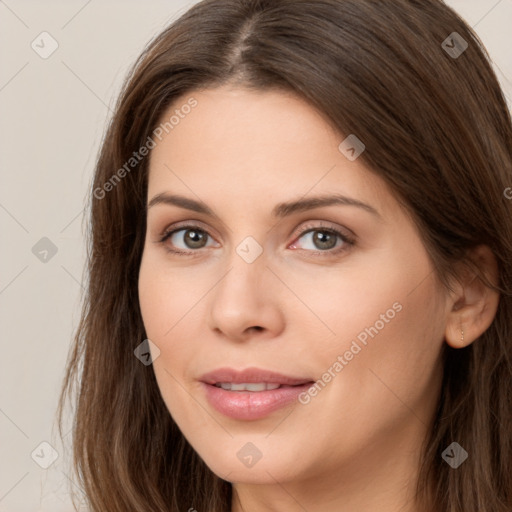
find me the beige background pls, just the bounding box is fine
[1,1,511,510]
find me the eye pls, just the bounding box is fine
[289,222,355,256]
[158,224,218,255]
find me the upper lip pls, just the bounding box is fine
[200,367,314,386]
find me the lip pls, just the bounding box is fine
[199,367,315,420]
[199,367,313,386]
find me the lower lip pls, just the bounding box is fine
[201,382,314,420]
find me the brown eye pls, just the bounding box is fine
[308,230,338,250]
[180,229,209,249]
[160,226,216,253]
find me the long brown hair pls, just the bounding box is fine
[57,1,512,510]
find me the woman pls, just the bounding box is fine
[58,0,512,510]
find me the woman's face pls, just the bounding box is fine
[138,85,450,492]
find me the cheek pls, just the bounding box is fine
[138,256,209,341]
[292,247,446,411]
[138,260,200,421]
[299,268,446,433]
[281,254,426,357]
[138,257,208,391]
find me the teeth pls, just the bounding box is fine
[215,382,281,392]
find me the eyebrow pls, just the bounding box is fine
[147,192,381,219]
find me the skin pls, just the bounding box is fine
[138,85,499,512]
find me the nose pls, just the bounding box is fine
[207,250,285,343]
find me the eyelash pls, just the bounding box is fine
[157,221,355,258]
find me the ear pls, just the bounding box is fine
[444,245,500,349]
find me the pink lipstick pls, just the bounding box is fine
[199,367,315,420]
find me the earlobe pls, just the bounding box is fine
[444,316,469,349]
[444,245,500,349]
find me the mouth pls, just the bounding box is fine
[212,382,309,391]
[199,367,315,420]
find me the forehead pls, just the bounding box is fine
[147,86,392,218]
[152,86,338,161]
